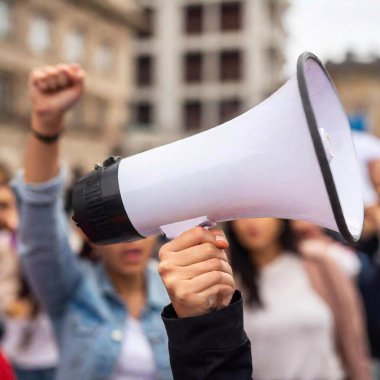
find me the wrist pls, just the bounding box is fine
[31,111,64,135]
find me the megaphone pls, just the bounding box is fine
[72,52,363,244]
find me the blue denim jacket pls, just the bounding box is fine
[12,170,173,380]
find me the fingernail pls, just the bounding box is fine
[215,235,227,242]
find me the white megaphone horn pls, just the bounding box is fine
[72,52,364,244]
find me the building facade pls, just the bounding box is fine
[0,0,142,173]
[326,53,380,136]
[127,0,289,154]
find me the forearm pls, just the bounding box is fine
[13,170,82,317]
[24,114,62,184]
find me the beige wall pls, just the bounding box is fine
[0,0,141,173]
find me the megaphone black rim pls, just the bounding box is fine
[296,52,360,243]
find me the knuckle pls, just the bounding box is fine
[192,227,205,240]
[210,258,223,271]
[204,242,216,255]
[158,261,171,276]
[176,287,189,303]
[158,247,168,261]
[164,276,175,292]
[210,270,223,283]
[224,273,235,287]
[157,262,165,276]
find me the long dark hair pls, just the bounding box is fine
[226,219,299,307]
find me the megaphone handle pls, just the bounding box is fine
[160,216,217,240]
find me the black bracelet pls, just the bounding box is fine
[30,128,62,144]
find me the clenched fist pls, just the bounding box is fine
[158,227,235,318]
[29,63,85,134]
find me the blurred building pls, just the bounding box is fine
[326,53,380,136]
[126,0,289,154]
[0,0,143,172]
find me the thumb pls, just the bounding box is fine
[211,229,229,250]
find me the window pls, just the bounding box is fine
[0,72,12,115]
[94,42,113,72]
[184,5,203,34]
[184,101,202,131]
[136,55,153,86]
[135,102,153,127]
[64,29,85,63]
[221,2,242,31]
[220,50,242,81]
[184,53,203,83]
[138,7,154,39]
[0,1,11,38]
[28,13,52,54]
[219,98,241,124]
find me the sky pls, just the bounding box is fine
[284,0,380,74]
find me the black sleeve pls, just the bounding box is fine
[161,290,253,380]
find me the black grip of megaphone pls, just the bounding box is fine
[72,157,143,244]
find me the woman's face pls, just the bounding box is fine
[95,236,157,277]
[231,218,284,252]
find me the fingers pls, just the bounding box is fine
[163,267,234,302]
[186,271,235,294]
[185,258,233,279]
[30,63,85,93]
[159,255,232,288]
[160,242,228,268]
[200,285,234,309]
[158,226,235,318]
[164,227,229,252]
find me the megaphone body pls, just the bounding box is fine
[72,52,363,244]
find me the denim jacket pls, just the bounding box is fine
[12,170,173,380]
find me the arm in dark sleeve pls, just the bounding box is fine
[161,290,253,380]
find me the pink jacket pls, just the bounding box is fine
[303,250,371,380]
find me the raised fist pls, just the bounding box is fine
[29,63,85,134]
[158,227,235,318]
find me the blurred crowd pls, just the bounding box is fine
[1,66,380,380]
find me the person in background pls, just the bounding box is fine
[227,218,370,380]
[0,164,18,314]
[355,204,380,380]
[348,120,380,378]
[0,163,59,380]
[1,275,59,380]
[351,169,380,379]
[15,62,250,380]
[0,164,17,380]
[0,351,15,380]
[13,63,174,380]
